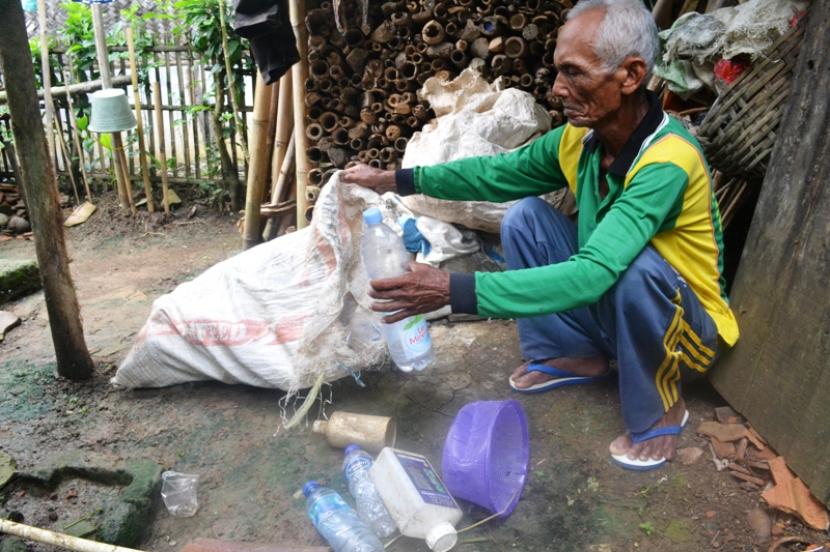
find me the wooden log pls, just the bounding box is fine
[0,0,94,380]
[289,0,310,229]
[152,83,171,215]
[126,27,154,213]
[711,2,830,507]
[269,72,293,197]
[242,74,274,249]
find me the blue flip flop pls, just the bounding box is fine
[610,410,690,471]
[509,362,611,394]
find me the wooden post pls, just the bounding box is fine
[126,27,154,213]
[153,82,171,215]
[0,0,94,380]
[289,0,310,229]
[242,74,274,249]
[711,3,830,506]
[91,2,131,212]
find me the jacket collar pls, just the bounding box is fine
[583,90,664,177]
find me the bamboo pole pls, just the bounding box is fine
[62,61,92,202]
[37,0,56,166]
[0,75,131,104]
[126,28,154,212]
[263,134,295,241]
[269,72,293,202]
[289,0,310,229]
[53,115,80,204]
[242,74,275,249]
[91,2,130,212]
[217,0,248,162]
[0,519,144,552]
[153,82,171,215]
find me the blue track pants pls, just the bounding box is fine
[501,197,720,433]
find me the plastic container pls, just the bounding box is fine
[441,400,529,517]
[343,445,397,538]
[303,481,384,552]
[161,471,200,517]
[369,448,462,552]
[360,207,434,372]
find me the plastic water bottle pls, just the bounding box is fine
[360,207,434,372]
[303,481,384,552]
[343,445,397,538]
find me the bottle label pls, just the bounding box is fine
[394,451,458,509]
[399,315,431,357]
[309,492,350,524]
[344,455,372,483]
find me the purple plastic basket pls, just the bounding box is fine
[441,400,529,517]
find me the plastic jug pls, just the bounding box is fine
[369,448,462,552]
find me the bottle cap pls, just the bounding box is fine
[344,444,361,455]
[363,207,383,226]
[425,521,458,552]
[302,480,320,497]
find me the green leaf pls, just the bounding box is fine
[76,114,89,131]
[98,134,112,151]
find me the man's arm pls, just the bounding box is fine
[341,126,569,200]
[461,163,691,317]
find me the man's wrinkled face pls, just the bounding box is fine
[552,9,625,127]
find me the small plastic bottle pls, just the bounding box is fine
[369,448,463,552]
[343,445,397,538]
[360,207,434,372]
[303,481,384,552]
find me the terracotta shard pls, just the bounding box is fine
[762,457,830,531]
[710,436,737,460]
[676,446,705,465]
[697,421,748,442]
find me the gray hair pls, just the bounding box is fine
[567,0,660,78]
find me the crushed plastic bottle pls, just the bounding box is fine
[304,481,384,552]
[360,207,434,372]
[343,445,397,538]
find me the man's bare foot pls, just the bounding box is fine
[609,399,688,463]
[510,356,608,389]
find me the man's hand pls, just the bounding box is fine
[369,262,451,323]
[340,163,397,194]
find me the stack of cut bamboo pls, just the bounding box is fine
[301,0,570,180]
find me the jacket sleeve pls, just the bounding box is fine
[468,162,690,317]
[404,127,570,202]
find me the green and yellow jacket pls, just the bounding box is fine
[396,95,739,346]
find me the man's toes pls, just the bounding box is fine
[510,362,529,380]
[609,434,631,456]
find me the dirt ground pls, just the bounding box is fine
[0,196,825,551]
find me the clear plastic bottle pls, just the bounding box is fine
[303,481,384,552]
[360,207,434,372]
[343,445,397,538]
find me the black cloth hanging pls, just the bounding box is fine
[232,0,299,84]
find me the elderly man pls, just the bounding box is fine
[341,0,738,470]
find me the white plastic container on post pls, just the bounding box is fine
[360,207,434,372]
[369,447,463,552]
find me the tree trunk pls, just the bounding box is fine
[0,0,94,380]
[711,2,830,506]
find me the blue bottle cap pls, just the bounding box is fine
[302,480,320,497]
[363,207,383,226]
[344,444,361,455]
